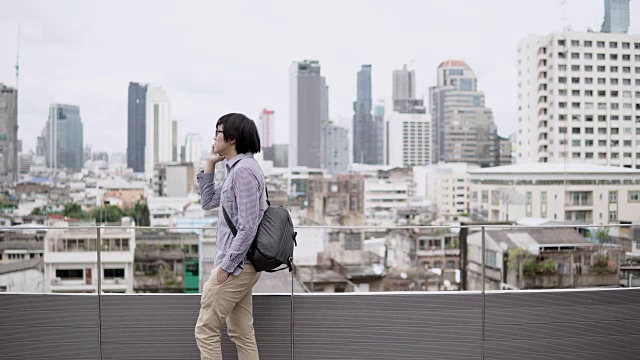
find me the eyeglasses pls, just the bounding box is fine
[215,130,224,135]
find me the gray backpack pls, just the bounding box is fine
[222,186,297,272]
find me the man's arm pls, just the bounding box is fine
[197,171,222,210]
[219,167,261,273]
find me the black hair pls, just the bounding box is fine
[216,113,261,154]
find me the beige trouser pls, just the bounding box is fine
[195,264,261,360]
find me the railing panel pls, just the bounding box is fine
[293,293,483,359]
[99,294,292,360]
[484,288,640,359]
[0,293,99,359]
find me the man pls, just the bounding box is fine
[195,113,267,360]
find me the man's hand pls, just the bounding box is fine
[208,146,225,164]
[216,267,230,285]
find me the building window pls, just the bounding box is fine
[485,251,497,268]
[104,269,125,279]
[629,191,640,202]
[609,211,618,222]
[56,269,84,280]
[344,233,362,250]
[609,191,618,204]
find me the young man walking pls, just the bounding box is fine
[195,113,267,360]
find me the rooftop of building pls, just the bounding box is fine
[470,162,640,175]
[437,59,470,69]
[0,257,42,275]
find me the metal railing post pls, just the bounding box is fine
[97,226,103,360]
[481,226,486,360]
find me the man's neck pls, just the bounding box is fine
[224,149,239,161]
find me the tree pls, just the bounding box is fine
[127,200,150,227]
[62,203,86,219]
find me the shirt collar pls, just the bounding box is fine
[225,153,254,172]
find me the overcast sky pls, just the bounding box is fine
[1,0,638,154]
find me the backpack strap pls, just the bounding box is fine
[221,206,237,237]
[220,158,268,236]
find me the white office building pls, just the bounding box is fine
[145,86,173,179]
[415,163,478,221]
[469,162,640,224]
[385,112,432,167]
[516,31,640,168]
[184,133,203,164]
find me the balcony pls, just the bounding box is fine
[2,224,640,358]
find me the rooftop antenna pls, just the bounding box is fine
[16,25,20,90]
[560,0,573,32]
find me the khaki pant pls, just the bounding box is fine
[195,264,261,360]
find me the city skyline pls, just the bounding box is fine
[1,0,639,153]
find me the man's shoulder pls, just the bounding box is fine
[233,157,264,178]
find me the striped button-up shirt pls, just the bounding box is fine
[197,153,267,275]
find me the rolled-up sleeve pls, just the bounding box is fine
[197,171,222,210]
[219,167,261,273]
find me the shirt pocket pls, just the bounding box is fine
[221,182,234,211]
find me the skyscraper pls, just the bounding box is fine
[353,65,372,164]
[0,83,18,184]
[429,60,503,167]
[127,82,147,173]
[259,109,275,149]
[144,85,172,178]
[601,0,630,33]
[44,104,84,170]
[289,60,327,168]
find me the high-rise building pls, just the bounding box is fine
[393,64,425,114]
[517,32,640,167]
[259,109,275,149]
[601,0,630,34]
[172,119,180,162]
[184,133,202,163]
[144,86,172,178]
[430,60,504,167]
[0,83,18,184]
[321,122,349,174]
[352,66,385,165]
[372,101,386,165]
[43,104,84,170]
[289,60,327,168]
[127,82,147,173]
[385,112,432,167]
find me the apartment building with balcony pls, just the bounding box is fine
[517,31,640,167]
[44,219,135,293]
[469,162,640,224]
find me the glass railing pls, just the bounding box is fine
[0,222,637,295]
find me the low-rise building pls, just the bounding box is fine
[467,227,622,290]
[44,219,136,293]
[470,163,640,224]
[0,258,44,293]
